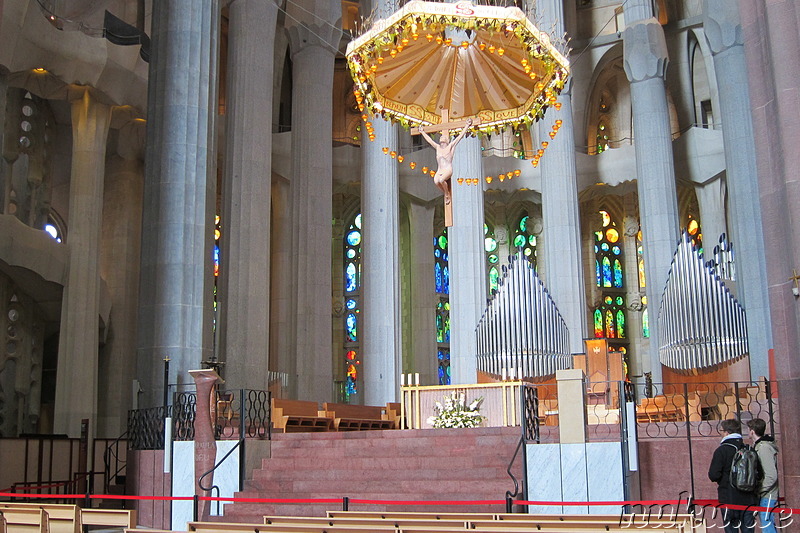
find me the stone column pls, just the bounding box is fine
[703,0,772,380]
[449,136,485,384]
[98,118,145,436]
[53,89,111,436]
[270,178,294,395]
[362,118,402,405]
[537,0,587,358]
[409,201,437,385]
[218,0,278,390]
[740,0,800,505]
[623,1,680,383]
[137,0,218,406]
[0,66,7,211]
[287,7,340,401]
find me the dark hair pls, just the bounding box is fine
[747,418,767,437]
[720,419,742,434]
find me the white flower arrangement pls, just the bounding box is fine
[426,391,485,428]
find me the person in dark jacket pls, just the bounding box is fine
[708,419,758,533]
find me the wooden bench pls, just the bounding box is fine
[271,398,333,432]
[81,508,138,528]
[265,516,470,528]
[322,403,395,431]
[0,507,50,533]
[0,503,78,533]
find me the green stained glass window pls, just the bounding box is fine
[513,213,538,268]
[642,307,650,338]
[489,266,500,293]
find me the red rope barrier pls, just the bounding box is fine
[0,492,796,515]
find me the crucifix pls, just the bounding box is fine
[413,110,478,227]
[790,269,800,297]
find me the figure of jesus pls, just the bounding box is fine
[418,118,473,205]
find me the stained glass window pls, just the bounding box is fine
[213,215,221,338]
[595,210,623,289]
[514,214,538,267]
[596,121,609,154]
[343,213,362,400]
[594,294,626,338]
[438,349,451,385]
[687,216,703,254]
[642,295,649,338]
[636,230,646,289]
[434,228,451,385]
[485,223,499,294]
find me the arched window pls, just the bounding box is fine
[44,215,63,243]
[434,228,450,385]
[512,214,537,267]
[595,211,623,289]
[485,223,500,294]
[213,215,221,338]
[594,210,626,338]
[636,229,650,338]
[343,213,362,399]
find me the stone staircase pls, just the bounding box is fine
[221,426,522,521]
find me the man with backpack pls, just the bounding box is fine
[708,419,758,533]
[747,418,779,533]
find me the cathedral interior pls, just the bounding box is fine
[0,0,798,504]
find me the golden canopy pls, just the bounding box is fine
[346,0,570,133]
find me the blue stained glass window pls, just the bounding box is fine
[642,308,650,338]
[612,246,621,255]
[435,263,443,293]
[347,249,356,259]
[346,312,357,342]
[443,265,450,294]
[345,263,357,292]
[437,349,451,385]
[434,248,441,258]
[347,230,361,246]
[601,242,610,252]
[613,259,623,287]
[602,257,612,287]
[346,299,356,310]
[596,259,601,286]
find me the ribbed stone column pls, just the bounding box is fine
[703,0,771,380]
[218,0,278,390]
[537,0,586,356]
[409,201,437,385]
[287,9,340,402]
[137,0,217,406]
[270,179,294,395]
[362,118,402,404]
[449,136,485,384]
[98,118,144,436]
[54,89,111,436]
[623,2,680,383]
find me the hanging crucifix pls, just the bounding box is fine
[414,110,476,227]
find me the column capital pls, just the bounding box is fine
[287,22,341,57]
[623,18,669,83]
[702,0,743,55]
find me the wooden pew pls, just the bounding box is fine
[0,503,78,533]
[321,403,395,431]
[81,508,138,529]
[271,398,333,432]
[0,507,50,533]
[326,511,494,520]
[265,515,469,528]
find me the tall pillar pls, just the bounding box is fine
[54,89,111,436]
[98,118,145,436]
[0,66,7,211]
[537,0,587,358]
[137,0,218,406]
[408,201,437,385]
[219,0,278,390]
[287,7,340,402]
[449,136,485,384]
[623,1,680,383]
[362,118,402,405]
[740,0,800,505]
[703,0,772,380]
[270,178,294,395]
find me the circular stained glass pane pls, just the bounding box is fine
[524,248,532,256]
[488,254,498,264]
[642,296,647,305]
[8,309,19,322]
[354,213,362,229]
[346,230,361,246]
[601,243,609,252]
[22,105,34,117]
[346,350,356,360]
[612,246,621,255]
[439,235,448,249]
[514,235,526,248]
[601,211,611,227]
[485,237,497,252]
[606,228,619,243]
[529,235,536,246]
[346,299,356,309]
[616,296,624,305]
[434,249,441,258]
[19,136,31,148]
[604,296,613,305]
[519,216,528,232]
[444,302,450,311]
[346,249,356,259]
[484,224,489,235]
[688,219,699,235]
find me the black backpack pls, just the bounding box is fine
[725,443,763,493]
